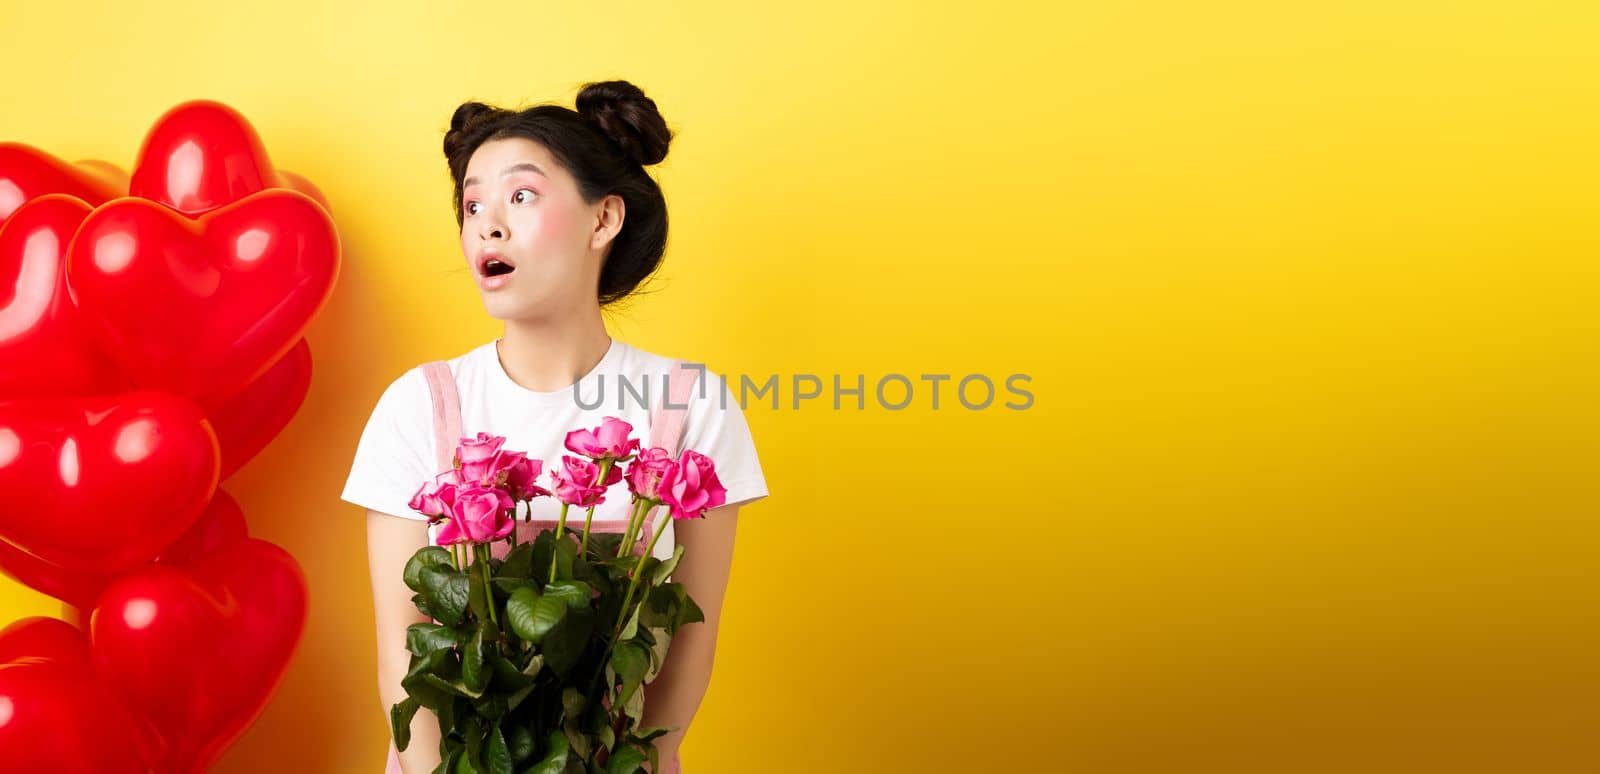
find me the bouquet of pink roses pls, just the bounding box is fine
[390,417,727,774]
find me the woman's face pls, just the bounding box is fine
[459,136,620,320]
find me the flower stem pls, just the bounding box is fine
[476,544,499,627]
[587,507,672,700]
[617,497,650,558]
[554,502,571,539]
[579,458,615,554]
[613,507,670,636]
[549,501,572,583]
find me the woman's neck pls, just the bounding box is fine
[496,312,612,394]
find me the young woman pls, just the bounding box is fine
[340,80,769,774]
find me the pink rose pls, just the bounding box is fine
[660,450,727,521]
[496,451,551,501]
[624,447,676,501]
[408,469,463,523]
[456,432,507,485]
[564,417,640,462]
[437,485,516,545]
[550,455,613,507]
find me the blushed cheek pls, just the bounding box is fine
[529,203,583,249]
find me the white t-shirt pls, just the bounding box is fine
[340,337,769,560]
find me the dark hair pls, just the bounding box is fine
[443,80,674,306]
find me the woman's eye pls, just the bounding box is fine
[464,201,478,215]
[512,189,535,204]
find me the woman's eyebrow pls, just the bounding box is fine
[464,162,547,187]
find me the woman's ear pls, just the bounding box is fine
[590,193,626,250]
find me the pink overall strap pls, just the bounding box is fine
[420,361,461,472]
[649,359,701,456]
[629,359,700,554]
[392,361,461,773]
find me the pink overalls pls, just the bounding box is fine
[385,357,697,773]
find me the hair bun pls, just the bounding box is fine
[576,80,673,167]
[444,101,502,159]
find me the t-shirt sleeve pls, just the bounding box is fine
[677,366,770,510]
[340,367,437,521]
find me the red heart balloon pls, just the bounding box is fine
[279,169,333,213]
[36,487,251,622]
[0,615,90,663]
[0,143,126,227]
[0,617,158,773]
[0,538,110,610]
[211,337,312,479]
[90,537,307,773]
[0,193,134,399]
[129,99,332,215]
[66,189,339,412]
[0,390,219,573]
[156,486,250,566]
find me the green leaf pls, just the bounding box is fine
[421,566,470,628]
[531,530,556,582]
[505,722,535,764]
[585,531,624,559]
[622,679,644,721]
[521,653,546,678]
[421,672,484,700]
[561,686,587,721]
[562,719,594,761]
[402,652,454,710]
[506,587,539,640]
[506,587,567,644]
[490,654,534,691]
[553,535,577,579]
[468,561,492,624]
[406,623,457,658]
[497,541,535,579]
[462,623,489,694]
[389,698,419,751]
[677,592,704,628]
[605,745,647,774]
[629,726,674,744]
[541,607,593,677]
[404,546,454,592]
[438,698,460,740]
[461,717,486,774]
[634,557,661,587]
[641,586,674,629]
[492,577,535,596]
[485,723,513,774]
[650,544,685,585]
[506,682,537,713]
[645,626,671,676]
[543,580,593,609]
[619,603,640,640]
[471,691,508,721]
[610,641,650,708]
[525,730,569,774]
[411,592,433,618]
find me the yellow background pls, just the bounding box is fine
[2,1,1597,771]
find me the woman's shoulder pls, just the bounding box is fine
[372,341,488,409]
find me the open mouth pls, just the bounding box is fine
[480,254,517,277]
